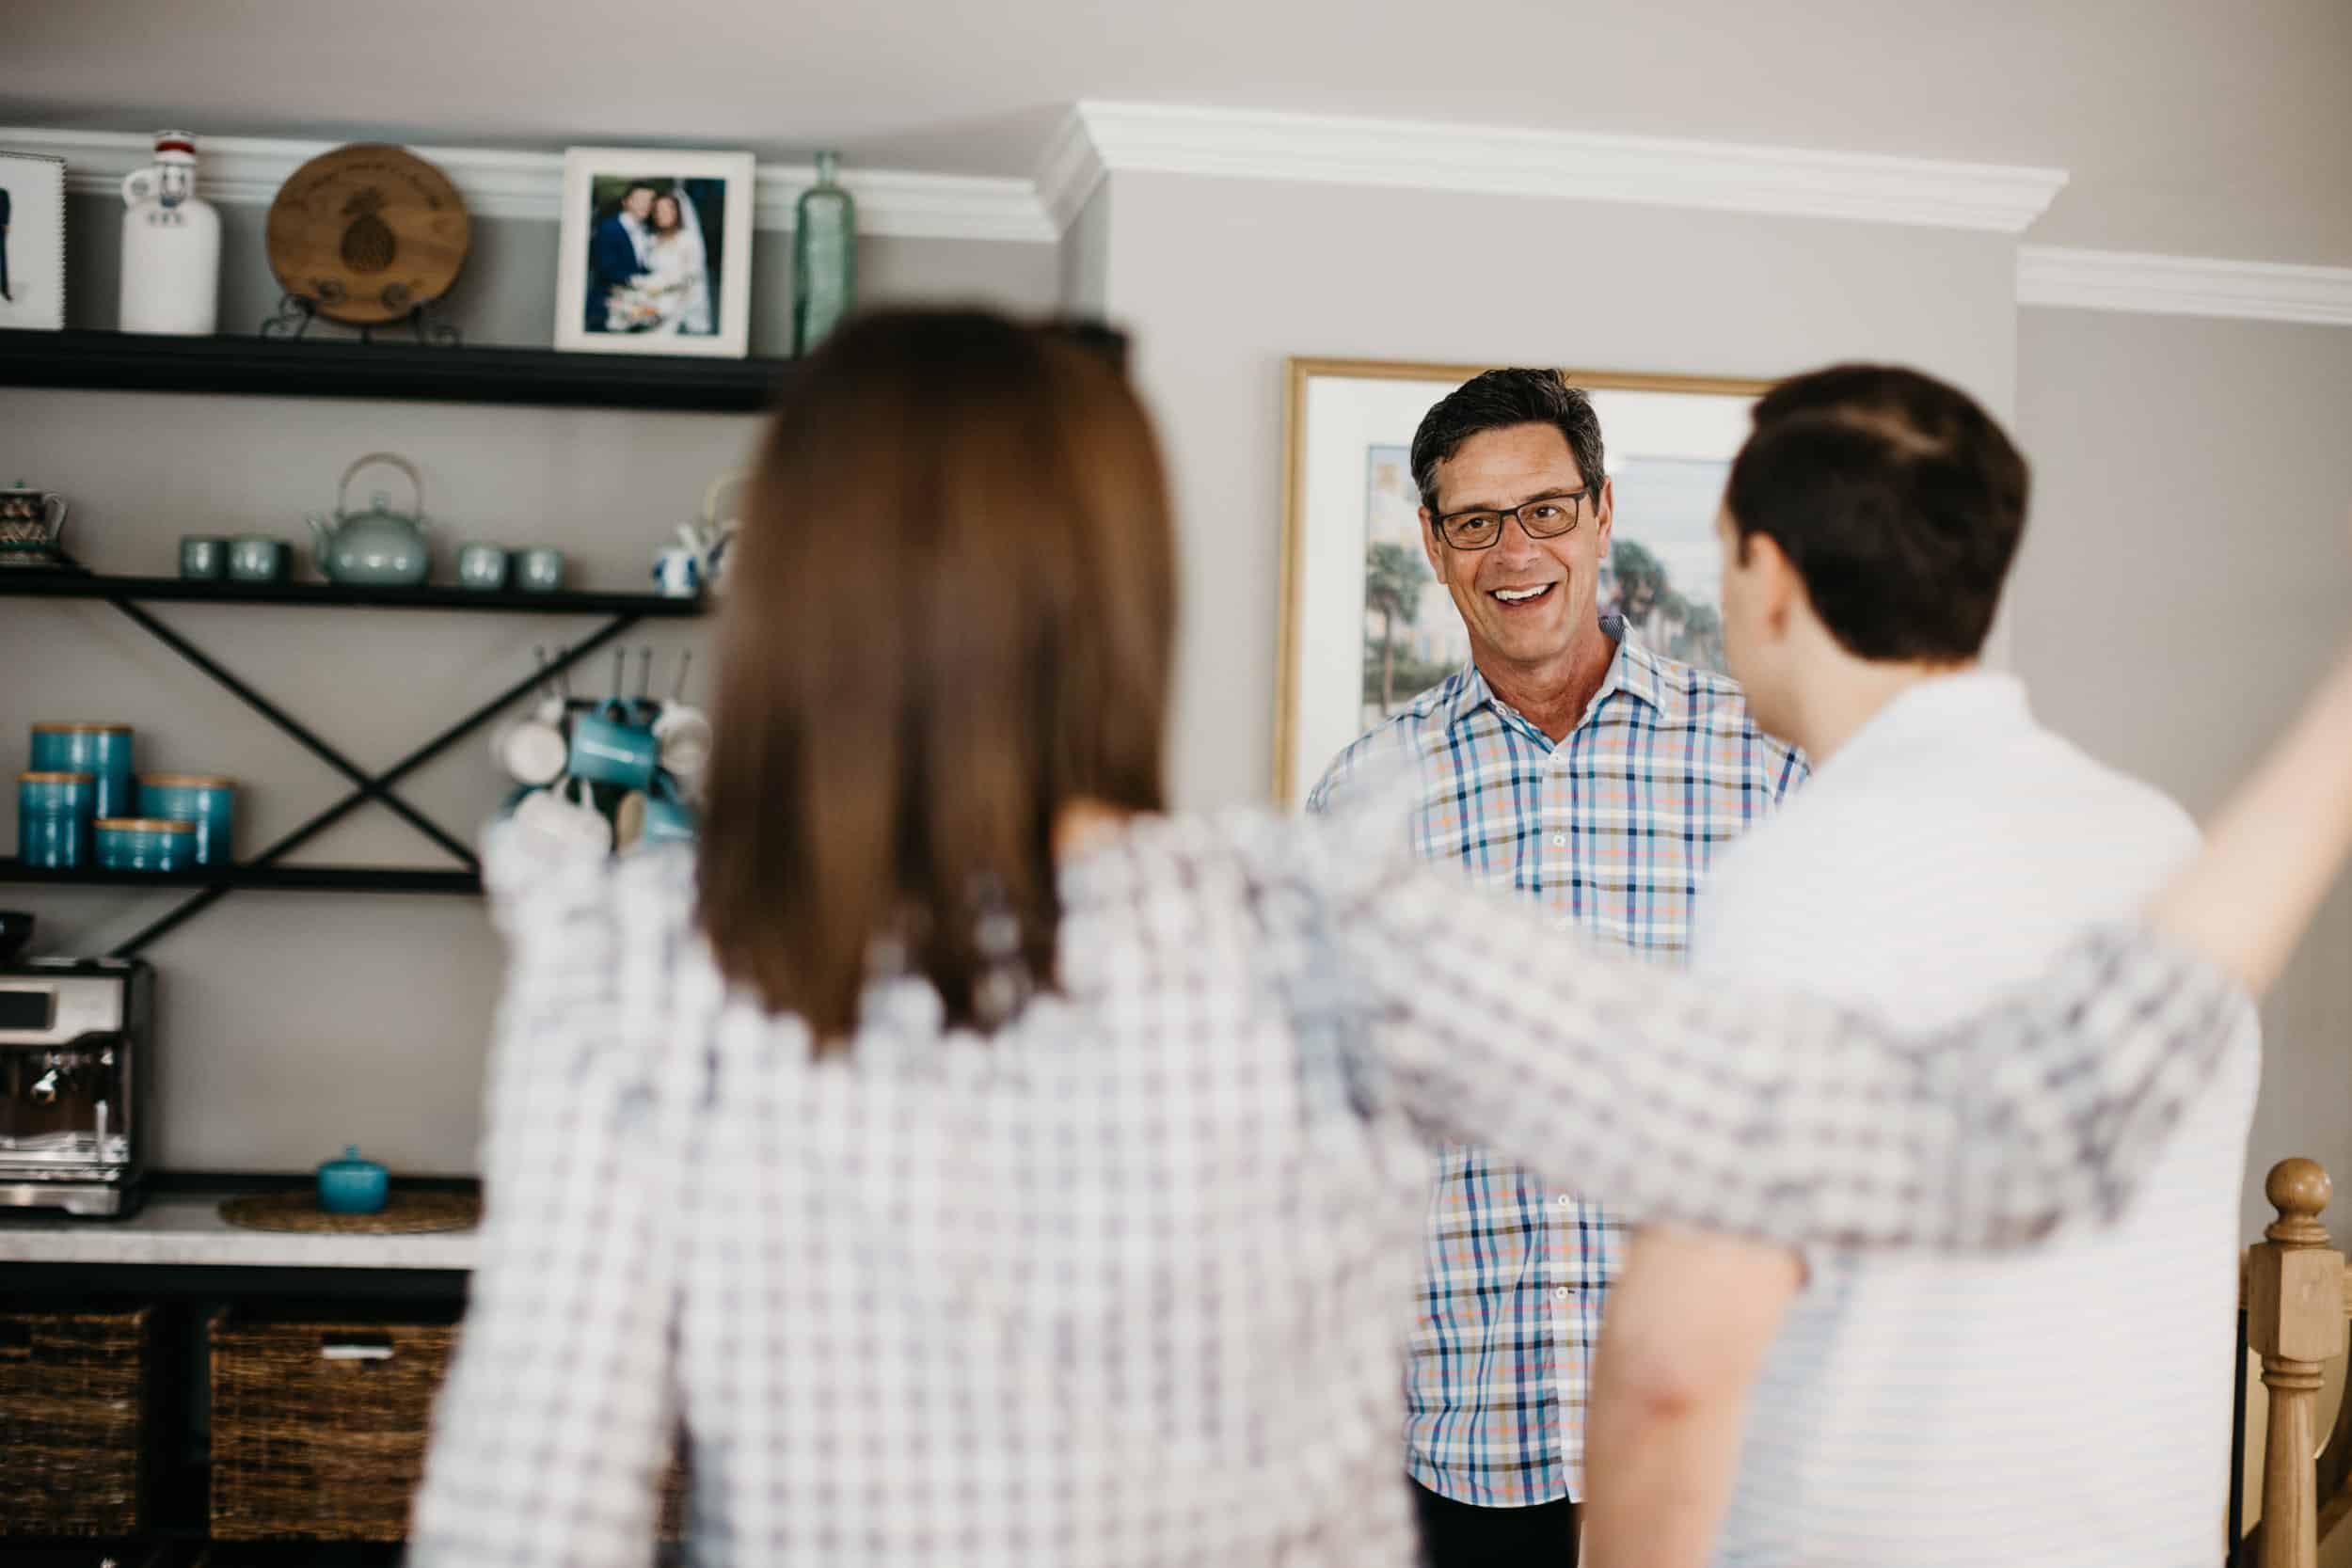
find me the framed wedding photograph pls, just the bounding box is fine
[0,150,68,332]
[1275,357,1772,801]
[553,147,755,357]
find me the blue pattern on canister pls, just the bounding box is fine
[94,816,197,873]
[30,724,135,820]
[137,774,236,866]
[18,770,95,868]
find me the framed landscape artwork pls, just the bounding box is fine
[1276,357,1770,802]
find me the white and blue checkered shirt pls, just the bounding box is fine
[1309,624,1804,1506]
[409,807,2247,1568]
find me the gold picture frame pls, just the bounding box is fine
[1276,357,1773,803]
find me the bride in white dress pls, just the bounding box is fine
[628,188,713,336]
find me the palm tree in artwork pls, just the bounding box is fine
[1365,542,1427,711]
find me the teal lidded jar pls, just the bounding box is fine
[137,774,237,866]
[94,816,197,873]
[29,723,135,820]
[18,770,96,868]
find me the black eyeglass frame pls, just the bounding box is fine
[1431,484,1600,550]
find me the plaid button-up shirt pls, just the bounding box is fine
[1309,622,1805,1506]
[410,810,2246,1568]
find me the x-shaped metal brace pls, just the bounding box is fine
[99,596,644,957]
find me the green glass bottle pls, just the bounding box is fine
[793,150,857,355]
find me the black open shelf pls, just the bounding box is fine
[0,328,789,413]
[0,568,708,616]
[0,860,480,895]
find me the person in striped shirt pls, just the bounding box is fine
[1309,368,1803,1566]
[1582,363,2254,1568]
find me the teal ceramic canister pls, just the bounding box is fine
[94,816,197,873]
[18,770,96,868]
[317,1146,389,1214]
[137,773,236,866]
[29,723,135,819]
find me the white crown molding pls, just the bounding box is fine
[1,128,1056,243]
[1033,111,1109,234]
[2018,245,2352,327]
[1044,101,2070,234]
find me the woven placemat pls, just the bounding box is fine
[217,1190,481,1235]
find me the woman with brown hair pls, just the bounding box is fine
[411,309,2352,1568]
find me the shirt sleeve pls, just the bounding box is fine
[408,831,685,1568]
[1299,825,2254,1252]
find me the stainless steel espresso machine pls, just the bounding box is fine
[0,957,154,1216]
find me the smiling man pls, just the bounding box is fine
[1308,368,1804,1566]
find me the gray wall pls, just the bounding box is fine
[2012,308,2352,1239]
[2,203,1056,1174]
[1092,170,2021,808]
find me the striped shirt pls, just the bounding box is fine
[1307,620,1804,1507]
[1698,672,2260,1567]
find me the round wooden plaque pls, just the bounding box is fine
[264,143,471,325]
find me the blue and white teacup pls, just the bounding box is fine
[651,546,702,598]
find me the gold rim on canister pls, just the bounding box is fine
[31,722,133,734]
[19,770,96,784]
[93,817,198,833]
[138,773,237,790]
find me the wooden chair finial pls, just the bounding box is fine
[2269,1159,2334,1246]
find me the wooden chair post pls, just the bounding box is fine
[2249,1158,2347,1568]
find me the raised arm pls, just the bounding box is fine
[1310,829,2250,1251]
[408,844,683,1568]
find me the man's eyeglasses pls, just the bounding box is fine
[1433,487,1597,550]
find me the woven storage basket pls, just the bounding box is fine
[0,1303,151,1533]
[210,1314,453,1540]
[210,1311,691,1542]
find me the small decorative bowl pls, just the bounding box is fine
[316,1146,389,1214]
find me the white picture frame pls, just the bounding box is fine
[0,150,68,332]
[1276,358,1771,802]
[554,147,755,357]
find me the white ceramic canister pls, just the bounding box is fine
[119,130,222,335]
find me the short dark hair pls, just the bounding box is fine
[1410,369,1605,513]
[1724,364,2027,661]
[624,181,660,199]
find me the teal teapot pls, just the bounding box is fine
[307,452,433,586]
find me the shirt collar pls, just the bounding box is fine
[1825,669,2030,774]
[1442,611,1673,736]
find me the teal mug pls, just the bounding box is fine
[18,770,95,868]
[228,535,291,583]
[94,816,197,872]
[29,723,135,819]
[137,774,236,866]
[567,710,659,792]
[617,773,697,852]
[516,547,565,593]
[180,535,229,579]
[455,543,510,592]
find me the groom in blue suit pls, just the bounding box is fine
[585,182,657,332]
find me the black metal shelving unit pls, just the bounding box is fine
[0,327,789,412]
[4,570,707,955]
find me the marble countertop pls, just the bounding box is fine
[0,1192,478,1270]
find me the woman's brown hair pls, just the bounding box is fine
[698,309,1175,1047]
